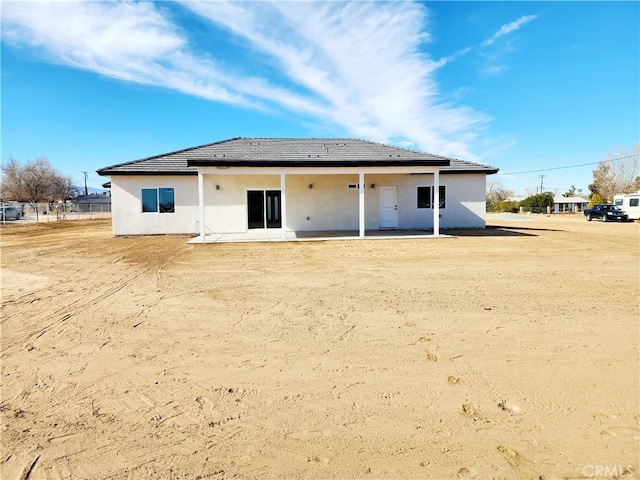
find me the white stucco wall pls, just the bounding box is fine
[203,174,281,233]
[286,173,486,230]
[111,175,200,235]
[109,172,487,235]
[393,173,487,229]
[282,174,361,231]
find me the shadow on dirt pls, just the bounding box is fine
[443,225,563,237]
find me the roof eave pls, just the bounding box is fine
[96,170,198,176]
[444,168,500,175]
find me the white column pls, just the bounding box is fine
[433,170,440,236]
[198,171,205,241]
[359,172,365,238]
[280,173,287,240]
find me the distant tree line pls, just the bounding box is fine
[1,157,78,219]
[487,142,639,212]
[487,191,553,213]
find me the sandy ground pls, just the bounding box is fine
[1,215,638,480]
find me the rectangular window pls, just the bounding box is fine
[630,198,639,207]
[417,186,446,209]
[417,186,431,208]
[142,188,175,213]
[142,189,158,213]
[158,188,175,213]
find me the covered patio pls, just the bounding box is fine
[192,167,445,243]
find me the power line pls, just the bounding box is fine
[497,153,638,176]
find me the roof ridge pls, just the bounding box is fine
[235,137,358,142]
[350,138,460,161]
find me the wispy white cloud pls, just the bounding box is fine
[180,0,489,157]
[481,15,538,47]
[0,1,257,106]
[1,0,490,159]
[485,65,506,75]
[432,47,472,69]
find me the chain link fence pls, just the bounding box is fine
[1,202,111,225]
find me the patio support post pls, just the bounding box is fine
[198,171,205,241]
[280,173,287,240]
[359,171,365,238]
[433,169,440,236]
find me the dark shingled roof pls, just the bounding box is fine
[97,137,499,176]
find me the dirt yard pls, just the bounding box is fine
[1,215,638,480]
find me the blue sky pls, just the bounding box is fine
[1,1,638,195]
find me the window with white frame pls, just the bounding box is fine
[142,188,175,213]
[417,186,446,209]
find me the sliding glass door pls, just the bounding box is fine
[247,190,281,229]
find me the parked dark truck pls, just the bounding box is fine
[584,204,628,222]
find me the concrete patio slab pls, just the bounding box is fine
[187,229,453,244]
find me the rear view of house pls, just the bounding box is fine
[96,138,498,240]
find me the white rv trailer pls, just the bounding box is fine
[614,191,640,220]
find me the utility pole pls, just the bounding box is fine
[539,175,545,193]
[82,171,88,196]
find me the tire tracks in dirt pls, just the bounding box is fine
[2,225,192,356]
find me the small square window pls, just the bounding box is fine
[142,188,175,213]
[417,186,446,209]
[630,198,639,207]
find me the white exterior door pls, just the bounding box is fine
[379,186,398,229]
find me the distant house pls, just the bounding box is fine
[96,137,499,240]
[72,194,112,213]
[553,196,589,213]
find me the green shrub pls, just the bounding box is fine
[492,200,520,213]
[588,193,607,208]
[520,192,554,212]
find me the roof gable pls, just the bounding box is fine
[97,137,499,175]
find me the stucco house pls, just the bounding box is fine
[552,196,589,213]
[96,137,498,241]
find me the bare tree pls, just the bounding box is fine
[0,158,24,201]
[486,180,513,206]
[50,174,78,218]
[1,157,76,221]
[590,143,640,201]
